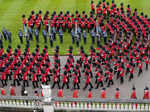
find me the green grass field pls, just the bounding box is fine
[0,0,149,55]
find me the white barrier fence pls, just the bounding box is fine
[0,96,150,111]
[52,98,150,112]
[0,96,42,111]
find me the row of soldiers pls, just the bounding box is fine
[0,85,149,100]
[0,28,12,46]
[18,27,63,48]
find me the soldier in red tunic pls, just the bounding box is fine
[57,88,63,98]
[83,73,93,90]
[88,89,92,99]
[130,86,137,99]
[10,86,16,96]
[143,87,149,99]
[73,89,78,98]
[115,88,120,99]
[101,88,106,99]
[1,88,6,96]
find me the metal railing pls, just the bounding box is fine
[0,96,42,111]
[0,96,150,111]
[52,98,150,111]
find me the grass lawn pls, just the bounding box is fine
[0,0,149,55]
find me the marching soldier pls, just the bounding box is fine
[34,29,39,43]
[2,27,7,40]
[71,29,75,44]
[49,32,53,48]
[75,34,80,47]
[83,30,87,44]
[18,30,23,44]
[103,30,107,44]
[42,29,47,43]
[28,27,33,40]
[52,26,57,41]
[91,29,95,44]
[96,32,100,47]
[83,74,93,90]
[58,28,63,43]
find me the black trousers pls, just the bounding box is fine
[107,80,114,87]
[120,77,124,84]
[83,82,93,90]
[73,83,80,89]
[62,82,69,89]
[19,37,23,43]
[23,80,29,87]
[59,36,63,43]
[83,38,86,44]
[6,75,12,80]
[29,34,33,40]
[92,37,95,44]
[13,79,20,86]
[51,81,60,89]
[146,64,148,70]
[72,37,75,44]
[32,81,38,88]
[126,68,130,75]
[129,73,133,81]
[138,69,143,76]
[117,71,120,79]
[50,40,53,47]
[43,36,47,43]
[1,80,7,87]
[35,36,39,43]
[95,81,103,89]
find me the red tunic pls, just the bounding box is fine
[115,91,120,99]
[143,90,149,99]
[1,88,5,95]
[57,89,63,98]
[131,90,137,99]
[73,90,78,98]
[10,87,16,96]
[101,90,106,99]
[88,91,92,98]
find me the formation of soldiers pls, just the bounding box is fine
[0,0,149,99]
[0,85,150,100]
[20,0,150,48]
[0,40,149,90]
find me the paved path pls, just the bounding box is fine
[1,56,150,100]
